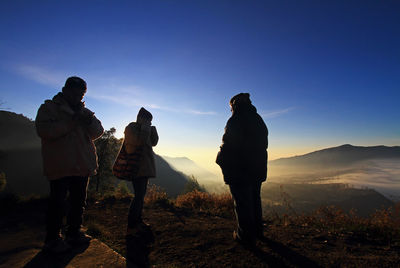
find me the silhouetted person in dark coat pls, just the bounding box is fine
[35,76,104,253]
[216,93,268,246]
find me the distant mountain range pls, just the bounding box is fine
[261,182,394,217]
[0,111,188,197]
[162,156,225,192]
[268,144,400,201]
[2,109,399,204]
[153,155,188,197]
[162,156,219,181]
[270,144,400,167]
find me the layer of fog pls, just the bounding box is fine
[183,158,400,202]
[309,160,400,200]
[267,159,400,201]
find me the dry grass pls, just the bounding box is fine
[144,183,170,207]
[143,186,234,217]
[84,185,400,266]
[265,202,400,247]
[3,185,400,267]
[83,194,400,267]
[175,190,234,217]
[141,185,400,243]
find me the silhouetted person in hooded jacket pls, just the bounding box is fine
[124,108,159,234]
[216,93,268,246]
[35,76,104,253]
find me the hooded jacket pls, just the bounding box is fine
[124,122,158,178]
[35,93,104,180]
[216,103,268,184]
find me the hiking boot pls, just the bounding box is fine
[66,230,92,245]
[43,237,71,254]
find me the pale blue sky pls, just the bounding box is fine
[1,1,399,172]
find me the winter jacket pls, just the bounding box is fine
[216,103,268,184]
[35,93,104,180]
[124,122,158,178]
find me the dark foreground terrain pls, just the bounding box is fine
[85,196,400,267]
[1,191,400,267]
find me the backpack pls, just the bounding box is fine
[112,123,144,180]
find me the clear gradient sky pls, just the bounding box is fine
[1,1,399,173]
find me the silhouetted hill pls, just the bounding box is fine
[153,155,188,197]
[0,111,40,151]
[0,111,48,195]
[0,110,187,197]
[162,156,218,180]
[270,144,400,167]
[162,155,223,192]
[262,183,393,217]
[0,148,49,196]
[268,145,400,200]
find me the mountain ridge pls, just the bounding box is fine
[0,110,188,197]
[161,155,225,192]
[162,155,218,179]
[270,144,400,167]
[0,110,40,151]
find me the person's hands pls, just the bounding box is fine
[75,108,94,125]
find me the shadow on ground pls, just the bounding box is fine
[256,237,321,268]
[23,243,90,268]
[126,226,154,268]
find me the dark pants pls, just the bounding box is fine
[229,181,263,242]
[46,176,89,241]
[128,177,149,228]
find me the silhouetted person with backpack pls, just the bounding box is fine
[35,76,104,253]
[113,107,158,235]
[112,108,158,267]
[216,93,268,246]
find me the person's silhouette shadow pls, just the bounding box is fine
[126,226,154,268]
[255,236,321,268]
[23,242,90,268]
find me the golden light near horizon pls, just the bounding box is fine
[155,143,325,176]
[154,145,222,174]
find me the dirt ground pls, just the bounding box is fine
[1,197,400,267]
[84,198,400,267]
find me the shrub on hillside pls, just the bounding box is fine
[367,204,400,242]
[115,181,133,199]
[90,127,121,194]
[267,203,400,245]
[144,184,170,207]
[182,175,206,194]
[175,190,233,216]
